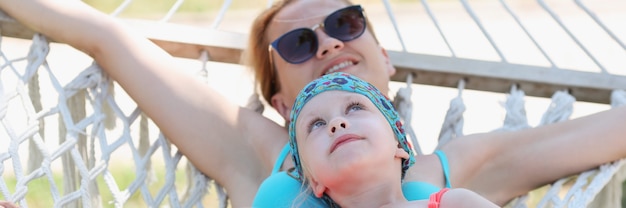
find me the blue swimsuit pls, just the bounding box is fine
[252,144,452,207]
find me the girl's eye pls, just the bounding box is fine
[308,119,326,132]
[347,102,364,113]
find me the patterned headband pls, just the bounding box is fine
[288,72,415,181]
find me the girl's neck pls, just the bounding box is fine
[326,175,407,208]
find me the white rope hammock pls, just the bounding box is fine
[1,0,625,207]
[0,34,213,207]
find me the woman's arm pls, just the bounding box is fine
[444,105,626,205]
[0,0,286,205]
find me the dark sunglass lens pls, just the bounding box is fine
[325,6,365,41]
[277,29,318,64]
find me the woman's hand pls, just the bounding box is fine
[0,201,19,208]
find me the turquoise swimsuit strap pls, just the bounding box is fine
[272,143,292,173]
[434,150,452,188]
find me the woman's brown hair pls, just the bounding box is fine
[242,0,378,105]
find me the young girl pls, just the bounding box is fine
[285,72,498,208]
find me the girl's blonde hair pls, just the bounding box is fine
[242,0,379,105]
[292,171,313,208]
[293,165,340,207]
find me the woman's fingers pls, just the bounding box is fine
[0,201,19,208]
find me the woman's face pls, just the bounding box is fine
[268,0,396,119]
[295,91,405,196]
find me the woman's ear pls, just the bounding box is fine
[270,92,292,121]
[380,47,396,76]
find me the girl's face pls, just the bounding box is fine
[268,0,396,119]
[295,91,406,196]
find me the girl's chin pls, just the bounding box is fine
[329,153,371,174]
[319,160,384,189]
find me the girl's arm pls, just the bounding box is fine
[444,105,626,205]
[0,0,286,205]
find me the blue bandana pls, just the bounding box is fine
[288,72,415,181]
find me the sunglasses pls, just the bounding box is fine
[269,5,366,64]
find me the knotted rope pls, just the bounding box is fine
[393,73,422,155]
[436,79,466,149]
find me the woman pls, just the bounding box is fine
[0,0,625,207]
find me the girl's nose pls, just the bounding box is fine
[329,118,348,134]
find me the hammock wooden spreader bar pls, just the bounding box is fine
[389,52,626,104]
[2,10,624,104]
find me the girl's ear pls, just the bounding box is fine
[309,177,327,198]
[395,147,409,160]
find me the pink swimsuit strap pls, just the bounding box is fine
[428,188,450,208]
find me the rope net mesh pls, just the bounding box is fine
[1,0,625,207]
[0,34,216,207]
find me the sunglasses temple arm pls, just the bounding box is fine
[268,46,277,81]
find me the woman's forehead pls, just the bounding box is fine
[269,1,350,39]
[274,0,347,22]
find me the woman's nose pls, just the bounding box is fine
[315,30,345,59]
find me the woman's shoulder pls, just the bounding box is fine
[404,153,444,184]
